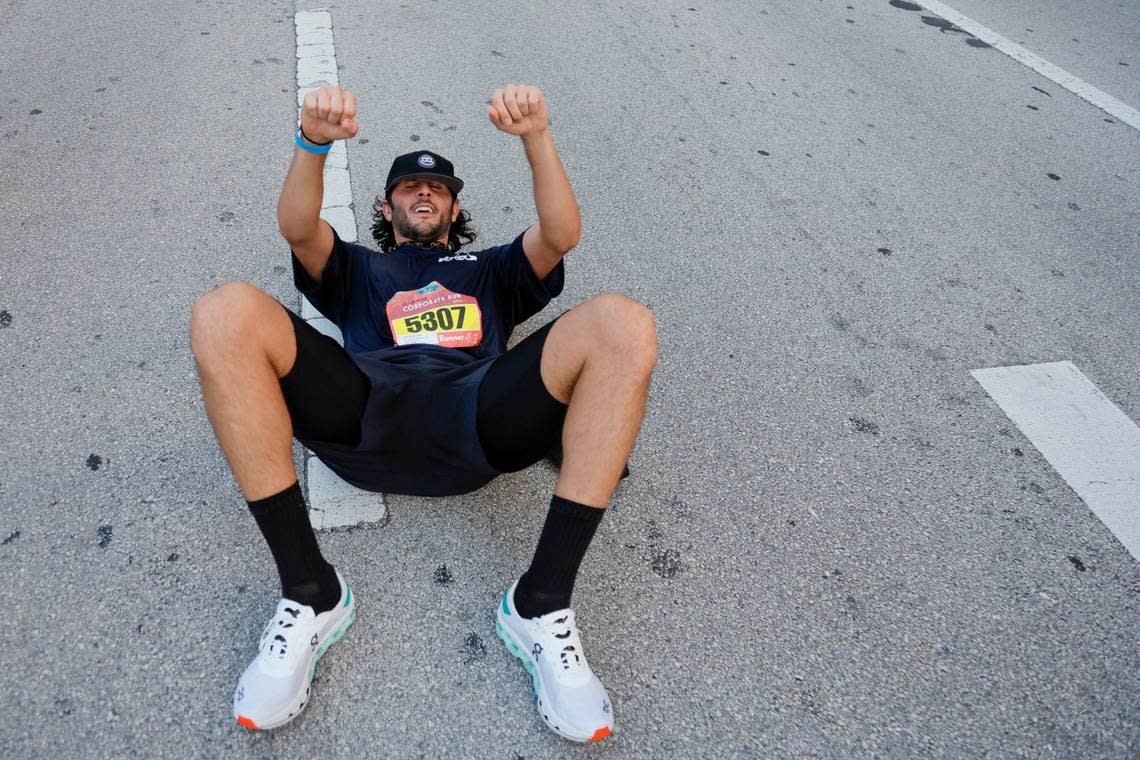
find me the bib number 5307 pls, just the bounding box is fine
[403,305,468,333]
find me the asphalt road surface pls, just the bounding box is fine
[1,0,1137,757]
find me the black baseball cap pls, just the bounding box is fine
[384,151,464,197]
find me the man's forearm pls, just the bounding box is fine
[277,146,327,244]
[522,129,580,251]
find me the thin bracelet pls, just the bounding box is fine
[294,131,332,155]
[300,127,332,146]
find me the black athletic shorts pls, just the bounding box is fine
[278,306,568,481]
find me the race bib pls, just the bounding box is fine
[386,281,483,348]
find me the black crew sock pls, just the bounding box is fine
[247,481,341,614]
[513,495,605,619]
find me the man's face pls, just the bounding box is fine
[384,178,460,244]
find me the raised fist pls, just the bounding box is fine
[487,83,549,137]
[299,86,359,143]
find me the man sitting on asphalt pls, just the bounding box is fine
[190,82,657,742]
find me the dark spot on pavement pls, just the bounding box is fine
[96,87,106,92]
[167,552,179,562]
[2,530,20,545]
[1067,202,1081,211]
[965,38,991,48]
[646,519,663,542]
[984,323,998,334]
[55,697,73,717]
[1047,173,1061,181]
[502,206,512,214]
[921,16,967,34]
[200,31,209,35]
[1028,482,1045,494]
[1011,447,1024,457]
[266,57,283,64]
[218,211,236,222]
[421,100,443,114]
[30,108,42,115]
[757,150,770,156]
[848,417,879,435]
[651,547,683,578]
[846,19,855,24]
[86,454,103,471]
[877,247,892,256]
[830,315,851,331]
[1031,86,1052,97]
[1026,105,1039,110]
[491,50,504,57]
[433,564,453,585]
[925,347,947,362]
[889,0,922,10]
[1068,555,1086,572]
[97,525,113,548]
[0,310,12,328]
[461,632,487,663]
[237,585,248,593]
[252,59,263,64]
[409,134,420,142]
[273,265,287,275]
[1051,268,1065,277]
[358,138,369,144]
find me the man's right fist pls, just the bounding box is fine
[300,86,359,143]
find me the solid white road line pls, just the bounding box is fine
[917,0,1140,132]
[971,362,1140,561]
[294,9,385,530]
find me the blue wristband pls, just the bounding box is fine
[294,131,332,155]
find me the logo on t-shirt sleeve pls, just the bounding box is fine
[385,281,483,348]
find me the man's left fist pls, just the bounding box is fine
[488,83,549,137]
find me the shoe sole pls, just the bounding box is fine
[495,615,611,744]
[237,590,357,731]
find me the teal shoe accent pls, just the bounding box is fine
[496,620,540,698]
[501,592,511,616]
[343,584,352,608]
[309,605,356,680]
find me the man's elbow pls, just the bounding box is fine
[278,214,317,247]
[546,224,581,254]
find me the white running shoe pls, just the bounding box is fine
[233,571,356,730]
[495,580,614,743]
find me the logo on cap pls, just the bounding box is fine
[417,154,437,168]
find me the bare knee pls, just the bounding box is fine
[190,282,280,364]
[581,293,658,371]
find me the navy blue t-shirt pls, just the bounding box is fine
[290,229,565,496]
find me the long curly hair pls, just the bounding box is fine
[370,194,477,252]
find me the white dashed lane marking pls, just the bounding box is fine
[294,9,385,530]
[916,0,1140,131]
[972,362,1140,561]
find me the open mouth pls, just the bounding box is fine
[413,204,436,217]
